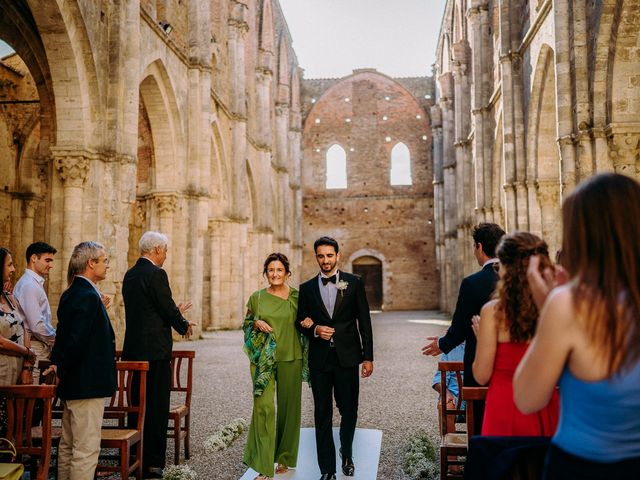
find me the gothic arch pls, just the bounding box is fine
[139,59,186,190]
[210,120,231,218]
[346,248,390,310]
[390,142,412,185]
[259,0,275,71]
[592,0,621,126]
[325,144,347,189]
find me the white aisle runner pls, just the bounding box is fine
[240,427,383,479]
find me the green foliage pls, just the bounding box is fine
[203,417,248,453]
[162,465,198,480]
[403,430,439,480]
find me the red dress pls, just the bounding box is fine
[481,342,559,436]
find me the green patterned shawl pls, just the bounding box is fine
[243,301,310,397]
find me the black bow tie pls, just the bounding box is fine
[321,275,337,286]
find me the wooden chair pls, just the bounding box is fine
[168,350,195,464]
[96,360,149,480]
[461,387,488,438]
[0,384,56,480]
[437,361,466,480]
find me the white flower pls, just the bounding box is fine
[336,280,349,295]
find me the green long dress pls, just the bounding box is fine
[243,287,303,477]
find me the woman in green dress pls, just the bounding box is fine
[243,253,310,479]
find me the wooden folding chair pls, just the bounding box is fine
[0,384,56,480]
[96,360,149,480]
[437,361,466,480]
[461,387,487,438]
[168,350,195,464]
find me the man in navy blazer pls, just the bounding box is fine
[422,223,505,431]
[297,236,374,480]
[49,241,116,480]
[122,231,194,477]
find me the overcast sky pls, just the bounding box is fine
[279,0,446,79]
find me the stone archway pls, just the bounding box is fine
[347,249,389,311]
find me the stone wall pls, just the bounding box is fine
[301,70,438,310]
[433,0,640,312]
[0,0,303,340]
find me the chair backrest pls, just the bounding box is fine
[115,350,123,361]
[106,361,149,431]
[170,350,195,408]
[461,386,488,437]
[438,361,465,435]
[0,385,56,480]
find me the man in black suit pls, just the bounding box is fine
[422,223,505,431]
[49,241,116,480]
[121,231,194,477]
[297,236,374,480]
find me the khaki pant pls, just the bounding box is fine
[29,338,52,382]
[58,398,104,480]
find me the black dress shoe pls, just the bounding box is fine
[143,467,163,479]
[319,474,336,480]
[340,448,355,476]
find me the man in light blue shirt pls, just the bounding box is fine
[13,242,57,372]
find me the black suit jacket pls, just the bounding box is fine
[121,258,189,362]
[51,277,116,400]
[296,271,373,369]
[438,262,499,386]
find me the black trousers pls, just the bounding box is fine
[309,349,359,475]
[542,444,640,480]
[130,359,171,469]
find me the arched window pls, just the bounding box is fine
[390,142,412,185]
[326,144,347,189]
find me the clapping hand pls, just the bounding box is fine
[100,293,111,309]
[184,321,198,339]
[178,301,193,315]
[471,315,480,337]
[527,255,569,309]
[421,336,442,356]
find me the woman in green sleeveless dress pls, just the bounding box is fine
[243,253,310,479]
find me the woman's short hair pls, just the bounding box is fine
[263,252,291,277]
[68,241,105,280]
[139,231,169,254]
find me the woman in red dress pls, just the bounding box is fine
[473,232,559,436]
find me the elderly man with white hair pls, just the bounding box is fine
[121,231,195,478]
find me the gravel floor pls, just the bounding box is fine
[172,310,450,480]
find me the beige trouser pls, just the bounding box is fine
[58,398,105,480]
[29,338,52,382]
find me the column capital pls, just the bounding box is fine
[608,132,640,175]
[536,179,560,206]
[275,103,289,117]
[153,194,177,214]
[54,155,89,187]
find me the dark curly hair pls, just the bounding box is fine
[494,231,553,342]
[263,252,291,277]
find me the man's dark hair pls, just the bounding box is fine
[25,242,57,263]
[472,223,505,258]
[313,236,340,254]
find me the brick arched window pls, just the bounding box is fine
[390,142,412,185]
[326,144,347,189]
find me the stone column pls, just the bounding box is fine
[497,0,517,231]
[255,70,273,148]
[431,104,445,310]
[275,104,291,244]
[228,3,249,221]
[153,193,177,280]
[468,1,494,224]
[536,180,561,257]
[553,0,577,196]
[54,154,89,289]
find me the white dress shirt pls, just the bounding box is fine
[318,270,339,318]
[13,269,56,346]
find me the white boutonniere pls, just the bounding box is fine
[336,280,349,296]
